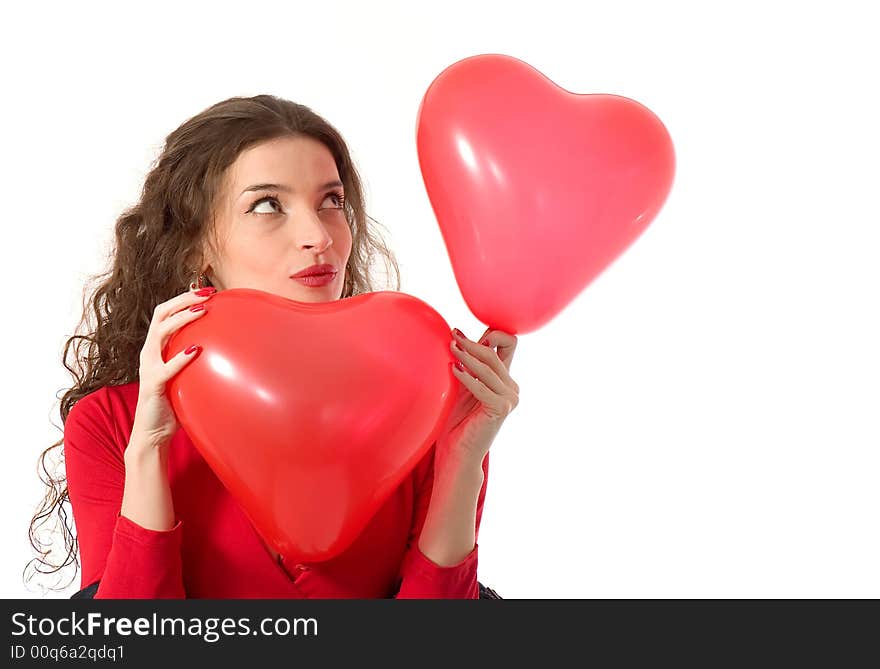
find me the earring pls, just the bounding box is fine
[189,269,208,291]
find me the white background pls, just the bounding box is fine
[2,0,877,599]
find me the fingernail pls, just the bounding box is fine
[194,287,216,296]
[184,344,200,355]
[189,304,206,312]
[455,361,464,371]
[480,340,489,346]
[452,328,463,338]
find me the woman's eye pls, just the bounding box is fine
[321,192,345,209]
[249,196,281,215]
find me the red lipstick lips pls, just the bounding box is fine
[291,263,337,287]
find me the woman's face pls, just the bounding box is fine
[204,135,353,301]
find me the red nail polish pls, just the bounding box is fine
[455,361,464,371]
[184,344,200,355]
[194,287,216,296]
[189,304,205,312]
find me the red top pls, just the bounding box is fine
[64,382,489,599]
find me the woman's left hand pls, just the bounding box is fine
[437,326,519,465]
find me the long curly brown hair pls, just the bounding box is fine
[26,94,401,592]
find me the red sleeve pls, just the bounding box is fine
[394,446,490,599]
[64,389,186,599]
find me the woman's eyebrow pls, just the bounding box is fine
[239,180,343,198]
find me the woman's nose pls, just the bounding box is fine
[301,234,333,253]
[295,216,333,251]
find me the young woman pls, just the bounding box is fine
[28,94,518,598]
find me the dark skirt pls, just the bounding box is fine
[478,581,502,599]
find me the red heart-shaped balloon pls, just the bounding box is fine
[163,288,457,564]
[416,54,676,334]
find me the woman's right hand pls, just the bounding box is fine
[130,285,216,451]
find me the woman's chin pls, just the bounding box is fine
[226,281,341,303]
[288,286,340,303]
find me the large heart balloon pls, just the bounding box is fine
[162,288,457,564]
[416,53,676,334]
